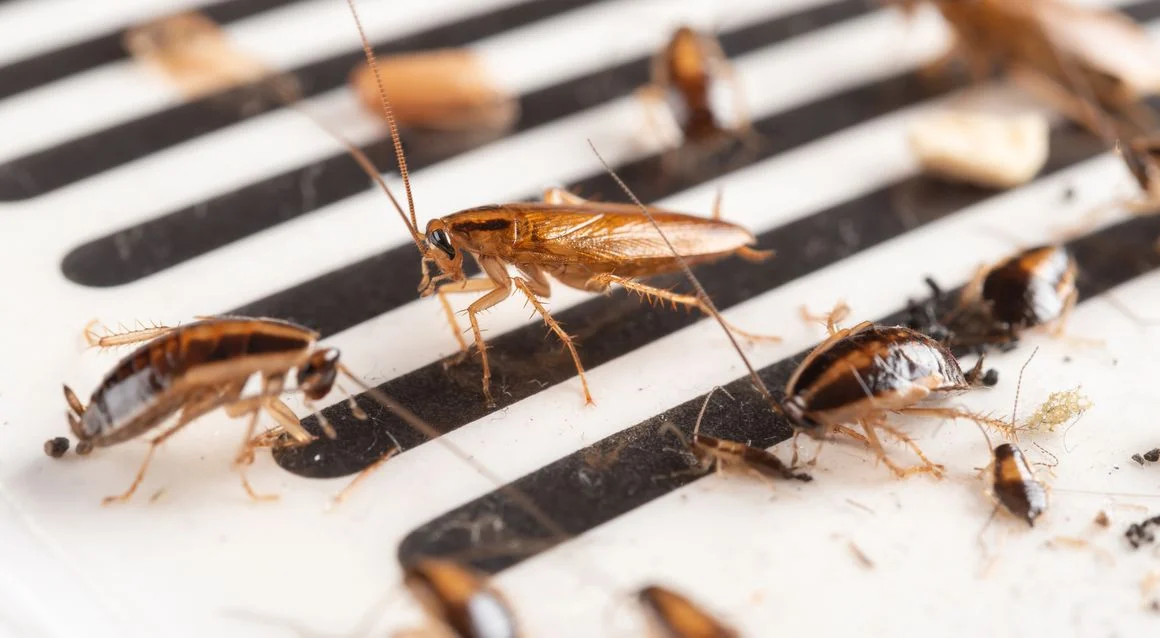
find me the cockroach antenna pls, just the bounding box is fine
[586,139,779,413]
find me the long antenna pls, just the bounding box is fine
[345,0,423,246]
[586,140,779,413]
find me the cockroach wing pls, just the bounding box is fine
[513,207,756,263]
[1036,2,1160,93]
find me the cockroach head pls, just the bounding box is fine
[418,218,466,296]
[298,348,340,401]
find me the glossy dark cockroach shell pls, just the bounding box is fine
[992,443,1047,526]
[981,245,1076,328]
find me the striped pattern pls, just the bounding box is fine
[4,1,1160,636]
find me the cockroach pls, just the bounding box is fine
[670,386,812,483]
[56,316,369,504]
[123,11,300,103]
[899,0,1160,136]
[638,584,738,638]
[941,244,1079,350]
[589,145,1010,478]
[991,442,1048,526]
[342,1,776,407]
[635,26,754,159]
[350,50,519,133]
[402,558,520,638]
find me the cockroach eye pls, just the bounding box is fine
[428,229,455,258]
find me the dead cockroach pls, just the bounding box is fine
[56,316,369,504]
[900,0,1160,135]
[123,11,300,103]
[342,1,775,407]
[588,144,1009,479]
[635,26,755,169]
[350,50,519,133]
[401,558,520,638]
[638,584,738,638]
[668,386,811,483]
[948,244,1079,349]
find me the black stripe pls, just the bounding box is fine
[227,67,962,339]
[396,210,1160,574]
[60,0,878,285]
[267,121,1101,481]
[0,0,608,201]
[0,0,310,102]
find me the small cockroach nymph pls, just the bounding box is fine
[588,145,1010,479]
[342,1,776,407]
[638,585,738,638]
[349,49,519,134]
[977,349,1049,528]
[936,244,1079,351]
[401,558,520,638]
[991,442,1048,527]
[669,386,812,483]
[55,316,375,504]
[635,26,755,168]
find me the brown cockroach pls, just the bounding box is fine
[123,11,300,102]
[350,49,519,133]
[635,26,756,172]
[917,244,1079,351]
[898,0,1160,135]
[401,558,521,638]
[589,144,1011,478]
[56,316,368,503]
[342,1,775,407]
[638,584,738,638]
[668,386,812,483]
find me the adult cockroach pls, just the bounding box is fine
[350,50,519,133]
[638,585,739,638]
[56,316,367,503]
[635,26,755,162]
[588,144,1010,478]
[342,0,776,407]
[896,0,1160,136]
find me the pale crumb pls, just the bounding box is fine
[908,110,1050,189]
[1022,388,1093,432]
[1094,510,1110,528]
[1142,570,1160,613]
[847,541,875,570]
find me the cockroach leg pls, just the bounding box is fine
[511,277,593,405]
[590,273,780,343]
[898,406,1014,438]
[332,430,403,504]
[262,398,314,445]
[102,393,217,505]
[633,83,679,151]
[235,409,278,502]
[1007,67,1109,137]
[800,302,851,336]
[83,320,175,349]
[434,278,495,355]
[858,417,944,479]
[1049,288,1079,337]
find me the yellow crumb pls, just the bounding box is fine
[1022,388,1092,432]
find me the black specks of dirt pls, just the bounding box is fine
[982,368,1000,387]
[1126,515,1160,549]
[1145,448,1160,463]
[43,437,69,458]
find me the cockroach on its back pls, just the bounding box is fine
[55,316,366,503]
[639,585,738,638]
[341,2,777,407]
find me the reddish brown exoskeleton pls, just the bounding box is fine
[342,1,776,408]
[638,584,738,638]
[635,26,755,163]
